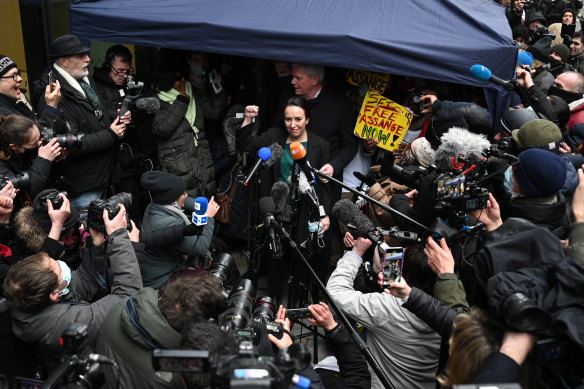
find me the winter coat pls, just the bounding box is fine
[152,95,215,197]
[236,124,331,243]
[500,193,571,233]
[0,154,54,208]
[92,67,124,121]
[10,228,142,372]
[567,221,584,268]
[533,67,555,95]
[139,203,215,289]
[0,91,64,129]
[96,287,184,389]
[569,53,584,75]
[326,250,440,389]
[38,65,120,195]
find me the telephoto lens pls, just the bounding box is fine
[220,279,256,333]
[251,296,276,324]
[209,253,237,287]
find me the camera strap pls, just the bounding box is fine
[124,296,160,349]
[89,246,111,290]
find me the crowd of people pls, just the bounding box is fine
[1,1,584,385]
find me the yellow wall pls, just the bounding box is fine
[0,0,29,96]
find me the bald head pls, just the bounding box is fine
[554,71,584,93]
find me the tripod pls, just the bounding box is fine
[272,221,396,389]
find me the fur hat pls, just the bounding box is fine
[513,149,566,198]
[0,55,17,78]
[409,138,436,167]
[141,171,186,204]
[527,37,552,64]
[551,43,570,63]
[434,127,491,172]
[511,119,562,150]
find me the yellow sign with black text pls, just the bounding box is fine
[346,70,390,94]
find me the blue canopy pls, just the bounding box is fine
[70,0,516,87]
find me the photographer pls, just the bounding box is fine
[96,273,224,389]
[3,199,142,373]
[326,237,440,389]
[139,170,219,289]
[0,115,63,208]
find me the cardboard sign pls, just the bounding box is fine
[346,69,390,93]
[353,91,412,151]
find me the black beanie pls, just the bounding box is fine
[33,189,78,233]
[140,171,186,204]
[0,55,17,78]
[551,43,570,63]
[527,37,552,64]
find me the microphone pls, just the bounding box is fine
[135,97,160,111]
[243,147,272,186]
[258,197,282,258]
[299,172,326,221]
[332,199,376,241]
[264,143,283,168]
[470,65,516,91]
[290,142,315,184]
[271,181,291,222]
[191,197,209,235]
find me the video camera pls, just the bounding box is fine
[527,24,555,45]
[41,127,85,149]
[119,76,144,118]
[87,192,133,233]
[0,172,30,190]
[152,341,313,389]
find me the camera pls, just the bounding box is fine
[219,279,283,345]
[38,190,68,210]
[389,164,429,190]
[208,253,239,290]
[0,172,30,190]
[87,192,133,233]
[527,24,555,45]
[41,127,85,149]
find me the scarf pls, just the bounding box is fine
[158,82,198,146]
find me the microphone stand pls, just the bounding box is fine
[309,166,429,231]
[272,222,396,389]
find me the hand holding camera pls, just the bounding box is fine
[47,193,71,240]
[110,115,126,139]
[0,180,17,199]
[38,137,63,162]
[423,237,455,275]
[0,195,13,223]
[307,302,337,331]
[104,203,128,235]
[468,193,502,231]
[379,271,411,298]
[267,305,293,349]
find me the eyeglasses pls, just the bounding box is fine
[111,66,133,76]
[0,71,21,81]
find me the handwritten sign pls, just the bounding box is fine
[346,70,390,94]
[353,91,412,151]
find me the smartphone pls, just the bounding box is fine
[48,71,56,91]
[286,308,313,320]
[379,244,404,286]
[209,69,223,94]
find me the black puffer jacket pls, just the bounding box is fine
[37,65,120,195]
[152,96,215,196]
[92,67,124,122]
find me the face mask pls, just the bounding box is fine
[21,146,38,158]
[189,63,206,77]
[548,57,562,68]
[504,167,522,199]
[548,85,583,104]
[56,260,72,296]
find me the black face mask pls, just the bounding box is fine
[548,57,563,68]
[548,85,583,104]
[21,146,38,158]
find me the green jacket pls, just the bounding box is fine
[96,287,184,389]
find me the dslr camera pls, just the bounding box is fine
[41,126,85,149]
[87,192,133,233]
[39,190,68,210]
[0,172,30,190]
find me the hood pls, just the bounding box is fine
[120,287,181,349]
[14,207,47,252]
[92,67,118,88]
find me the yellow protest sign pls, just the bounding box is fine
[354,91,412,151]
[346,70,390,94]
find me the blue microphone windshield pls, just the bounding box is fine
[470,64,492,81]
[194,197,208,215]
[258,147,272,162]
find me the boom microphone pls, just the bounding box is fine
[332,199,375,239]
[243,147,272,186]
[470,65,516,91]
[135,97,160,111]
[271,181,291,222]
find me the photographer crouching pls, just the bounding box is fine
[3,192,142,373]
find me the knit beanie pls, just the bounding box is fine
[551,44,570,63]
[33,189,78,233]
[527,37,552,64]
[0,55,17,78]
[518,51,533,67]
[513,149,566,198]
[140,171,186,204]
[425,101,469,146]
[511,119,562,149]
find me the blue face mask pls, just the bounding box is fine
[56,260,71,296]
[504,166,521,199]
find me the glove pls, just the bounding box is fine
[353,171,377,187]
[183,224,199,236]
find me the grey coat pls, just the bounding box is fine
[10,229,142,372]
[152,95,215,197]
